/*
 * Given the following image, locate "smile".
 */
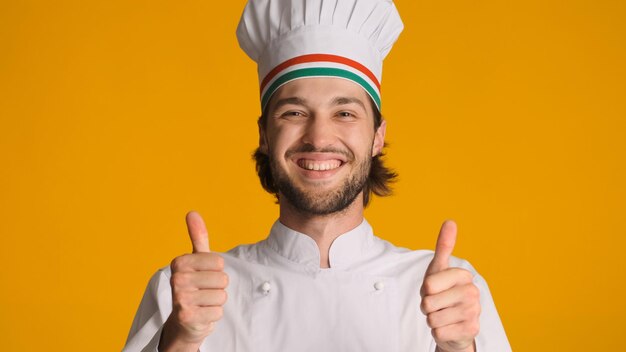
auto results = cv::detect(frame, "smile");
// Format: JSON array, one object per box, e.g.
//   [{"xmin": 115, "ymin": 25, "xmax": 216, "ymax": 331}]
[{"xmin": 297, "ymin": 159, "xmax": 343, "ymax": 171}]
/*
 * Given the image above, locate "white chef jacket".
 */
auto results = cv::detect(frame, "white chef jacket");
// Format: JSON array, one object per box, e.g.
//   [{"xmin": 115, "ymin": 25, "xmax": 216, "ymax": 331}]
[{"xmin": 123, "ymin": 219, "xmax": 511, "ymax": 352}]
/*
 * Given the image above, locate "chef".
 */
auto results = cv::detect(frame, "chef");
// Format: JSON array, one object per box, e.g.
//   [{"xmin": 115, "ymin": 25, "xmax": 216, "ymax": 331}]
[{"xmin": 123, "ymin": 0, "xmax": 511, "ymax": 351}]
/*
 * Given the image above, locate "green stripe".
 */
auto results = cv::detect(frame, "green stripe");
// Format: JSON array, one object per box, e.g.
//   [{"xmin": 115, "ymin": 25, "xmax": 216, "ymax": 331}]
[{"xmin": 261, "ymin": 67, "xmax": 381, "ymax": 111}]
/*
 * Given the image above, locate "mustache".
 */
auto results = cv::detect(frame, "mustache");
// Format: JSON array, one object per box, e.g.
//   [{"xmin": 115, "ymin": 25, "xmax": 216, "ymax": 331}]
[{"xmin": 285, "ymin": 144, "xmax": 354, "ymax": 161}]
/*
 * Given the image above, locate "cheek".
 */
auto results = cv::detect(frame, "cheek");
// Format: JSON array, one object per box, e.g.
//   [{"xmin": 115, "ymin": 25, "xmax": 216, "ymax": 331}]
[
  {"xmin": 268, "ymin": 126, "xmax": 302, "ymax": 154},
  {"xmin": 343, "ymin": 129, "xmax": 375, "ymax": 156}
]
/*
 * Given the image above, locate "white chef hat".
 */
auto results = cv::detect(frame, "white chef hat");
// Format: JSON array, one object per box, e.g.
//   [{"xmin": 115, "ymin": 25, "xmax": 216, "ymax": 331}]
[{"xmin": 236, "ymin": 0, "xmax": 404, "ymax": 112}]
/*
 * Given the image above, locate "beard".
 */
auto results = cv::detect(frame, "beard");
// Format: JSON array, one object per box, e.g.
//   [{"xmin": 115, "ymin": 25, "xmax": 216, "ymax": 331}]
[{"xmin": 270, "ymin": 145, "xmax": 371, "ymax": 216}]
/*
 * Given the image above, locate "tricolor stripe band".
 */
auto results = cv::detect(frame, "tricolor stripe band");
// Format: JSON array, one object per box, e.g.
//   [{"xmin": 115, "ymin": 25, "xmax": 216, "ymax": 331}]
[{"xmin": 259, "ymin": 54, "xmax": 382, "ymax": 112}]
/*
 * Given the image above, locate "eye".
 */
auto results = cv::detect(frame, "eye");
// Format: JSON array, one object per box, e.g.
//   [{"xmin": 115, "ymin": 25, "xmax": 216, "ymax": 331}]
[
  {"xmin": 281, "ymin": 110, "xmax": 305, "ymax": 118},
  {"xmin": 337, "ymin": 111, "xmax": 356, "ymax": 119}
]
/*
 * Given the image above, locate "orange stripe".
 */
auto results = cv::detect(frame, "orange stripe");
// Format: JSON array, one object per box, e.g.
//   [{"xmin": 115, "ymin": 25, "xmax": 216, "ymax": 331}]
[{"xmin": 260, "ymin": 54, "xmax": 380, "ymax": 92}]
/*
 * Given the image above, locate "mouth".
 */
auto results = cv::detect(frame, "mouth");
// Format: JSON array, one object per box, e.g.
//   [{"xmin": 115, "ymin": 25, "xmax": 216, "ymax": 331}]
[
  {"xmin": 290, "ymin": 152, "xmax": 348, "ymax": 178},
  {"xmin": 296, "ymin": 159, "xmax": 343, "ymax": 171}
]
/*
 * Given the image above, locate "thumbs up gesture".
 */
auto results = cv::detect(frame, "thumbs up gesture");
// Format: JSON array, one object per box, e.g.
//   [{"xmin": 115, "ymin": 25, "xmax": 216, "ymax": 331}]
[
  {"xmin": 420, "ymin": 221, "xmax": 480, "ymax": 352},
  {"xmin": 160, "ymin": 212, "xmax": 229, "ymax": 351}
]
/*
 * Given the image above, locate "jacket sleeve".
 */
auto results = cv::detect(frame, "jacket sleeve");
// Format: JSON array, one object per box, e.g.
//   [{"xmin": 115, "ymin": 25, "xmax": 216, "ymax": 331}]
[
  {"xmin": 457, "ymin": 259, "xmax": 512, "ymax": 352},
  {"xmin": 473, "ymin": 273, "xmax": 512, "ymax": 352},
  {"xmin": 122, "ymin": 268, "xmax": 174, "ymax": 352}
]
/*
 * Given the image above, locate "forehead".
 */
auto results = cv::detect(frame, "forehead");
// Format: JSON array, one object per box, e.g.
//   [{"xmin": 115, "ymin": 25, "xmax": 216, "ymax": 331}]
[{"xmin": 267, "ymin": 77, "xmax": 373, "ymax": 111}]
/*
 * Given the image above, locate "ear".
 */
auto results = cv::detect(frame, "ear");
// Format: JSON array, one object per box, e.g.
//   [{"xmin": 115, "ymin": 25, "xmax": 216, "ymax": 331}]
[
  {"xmin": 372, "ymin": 119, "xmax": 386, "ymax": 157},
  {"xmin": 258, "ymin": 117, "xmax": 269, "ymax": 154}
]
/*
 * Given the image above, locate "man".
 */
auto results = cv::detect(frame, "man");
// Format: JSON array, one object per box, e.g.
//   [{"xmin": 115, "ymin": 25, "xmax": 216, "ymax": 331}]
[{"xmin": 123, "ymin": 0, "xmax": 511, "ymax": 351}]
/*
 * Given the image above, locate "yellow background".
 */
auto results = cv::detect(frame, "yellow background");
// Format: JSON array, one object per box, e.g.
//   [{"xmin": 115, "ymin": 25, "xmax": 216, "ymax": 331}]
[{"xmin": 1, "ymin": 0, "xmax": 624, "ymax": 350}]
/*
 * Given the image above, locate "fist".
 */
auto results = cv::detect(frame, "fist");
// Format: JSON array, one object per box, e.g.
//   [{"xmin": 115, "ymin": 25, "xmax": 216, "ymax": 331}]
[
  {"xmin": 420, "ymin": 220, "xmax": 481, "ymax": 352},
  {"xmin": 161, "ymin": 211, "xmax": 229, "ymax": 350}
]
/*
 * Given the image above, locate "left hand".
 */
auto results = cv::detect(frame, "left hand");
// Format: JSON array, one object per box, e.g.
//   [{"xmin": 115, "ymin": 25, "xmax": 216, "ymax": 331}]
[{"xmin": 420, "ymin": 220, "xmax": 481, "ymax": 352}]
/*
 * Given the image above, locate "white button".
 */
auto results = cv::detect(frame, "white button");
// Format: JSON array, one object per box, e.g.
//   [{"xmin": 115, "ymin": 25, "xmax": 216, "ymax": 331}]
[
  {"xmin": 374, "ymin": 281, "xmax": 384, "ymax": 291},
  {"xmin": 261, "ymin": 281, "xmax": 271, "ymax": 294}
]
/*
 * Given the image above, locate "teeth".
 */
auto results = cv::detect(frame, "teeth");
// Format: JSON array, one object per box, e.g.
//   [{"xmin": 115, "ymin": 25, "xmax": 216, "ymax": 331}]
[{"xmin": 299, "ymin": 160, "xmax": 342, "ymax": 171}]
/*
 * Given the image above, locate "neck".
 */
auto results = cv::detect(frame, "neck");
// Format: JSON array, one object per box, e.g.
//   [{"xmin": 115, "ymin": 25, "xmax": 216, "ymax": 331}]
[{"xmin": 278, "ymin": 193, "xmax": 365, "ymax": 268}]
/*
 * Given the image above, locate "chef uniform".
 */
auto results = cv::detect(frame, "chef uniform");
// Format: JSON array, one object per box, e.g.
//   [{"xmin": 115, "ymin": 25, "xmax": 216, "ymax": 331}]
[
  {"xmin": 123, "ymin": 220, "xmax": 510, "ymax": 351},
  {"xmin": 124, "ymin": 0, "xmax": 511, "ymax": 351}
]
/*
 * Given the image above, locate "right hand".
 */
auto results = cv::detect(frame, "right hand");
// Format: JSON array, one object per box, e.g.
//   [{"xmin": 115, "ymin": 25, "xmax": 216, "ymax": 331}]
[{"xmin": 160, "ymin": 211, "xmax": 229, "ymax": 351}]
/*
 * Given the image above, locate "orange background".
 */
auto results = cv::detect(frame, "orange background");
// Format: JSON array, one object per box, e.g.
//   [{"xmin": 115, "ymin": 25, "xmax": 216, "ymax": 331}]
[{"xmin": 1, "ymin": 0, "xmax": 625, "ymax": 350}]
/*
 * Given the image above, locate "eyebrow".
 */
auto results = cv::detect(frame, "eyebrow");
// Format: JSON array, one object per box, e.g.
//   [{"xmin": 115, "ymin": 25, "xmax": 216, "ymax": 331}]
[
  {"xmin": 271, "ymin": 96, "xmax": 367, "ymax": 112},
  {"xmin": 331, "ymin": 96, "xmax": 366, "ymax": 111},
  {"xmin": 272, "ymin": 97, "xmax": 308, "ymax": 111}
]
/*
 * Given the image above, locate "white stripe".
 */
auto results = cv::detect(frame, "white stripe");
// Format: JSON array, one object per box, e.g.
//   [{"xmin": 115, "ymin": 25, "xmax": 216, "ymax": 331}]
[{"xmin": 260, "ymin": 61, "xmax": 380, "ymax": 100}]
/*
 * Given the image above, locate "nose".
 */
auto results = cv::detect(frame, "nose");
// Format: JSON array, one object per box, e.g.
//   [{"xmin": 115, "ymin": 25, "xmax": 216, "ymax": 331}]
[{"xmin": 301, "ymin": 115, "xmax": 335, "ymax": 149}]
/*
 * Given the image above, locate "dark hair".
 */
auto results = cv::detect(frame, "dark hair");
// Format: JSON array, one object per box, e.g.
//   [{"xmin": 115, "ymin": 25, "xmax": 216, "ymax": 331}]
[{"xmin": 253, "ymin": 99, "xmax": 397, "ymax": 207}]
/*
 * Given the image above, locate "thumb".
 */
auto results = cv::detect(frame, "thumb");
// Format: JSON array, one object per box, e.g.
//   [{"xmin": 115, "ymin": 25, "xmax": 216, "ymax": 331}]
[
  {"xmin": 426, "ymin": 220, "xmax": 457, "ymax": 275},
  {"xmin": 186, "ymin": 211, "xmax": 210, "ymax": 253}
]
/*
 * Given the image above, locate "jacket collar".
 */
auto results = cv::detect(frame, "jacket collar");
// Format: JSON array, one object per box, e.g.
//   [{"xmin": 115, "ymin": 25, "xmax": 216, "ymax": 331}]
[{"xmin": 266, "ymin": 219, "xmax": 375, "ymax": 271}]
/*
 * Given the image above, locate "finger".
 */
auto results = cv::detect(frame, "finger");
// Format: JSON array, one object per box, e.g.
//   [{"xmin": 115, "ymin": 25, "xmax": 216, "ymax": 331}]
[
  {"xmin": 195, "ymin": 290, "xmax": 228, "ymax": 307},
  {"xmin": 175, "ymin": 306, "xmax": 224, "ymax": 326},
  {"xmin": 186, "ymin": 211, "xmax": 210, "ymax": 253},
  {"xmin": 171, "ymin": 271, "xmax": 229, "ymax": 290},
  {"xmin": 426, "ymin": 220, "xmax": 457, "ymax": 275},
  {"xmin": 200, "ymin": 306, "xmax": 224, "ymax": 322},
  {"xmin": 175, "ymin": 289, "xmax": 228, "ymax": 308},
  {"xmin": 420, "ymin": 267, "xmax": 474, "ymax": 297},
  {"xmin": 426, "ymin": 304, "xmax": 469, "ymax": 329},
  {"xmin": 171, "ymin": 253, "xmax": 225, "ymax": 272},
  {"xmin": 421, "ymin": 281, "xmax": 479, "ymax": 314}
]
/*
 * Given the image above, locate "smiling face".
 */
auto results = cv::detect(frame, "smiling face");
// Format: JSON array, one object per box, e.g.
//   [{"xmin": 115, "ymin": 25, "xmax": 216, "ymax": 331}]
[{"xmin": 259, "ymin": 77, "xmax": 386, "ymax": 216}]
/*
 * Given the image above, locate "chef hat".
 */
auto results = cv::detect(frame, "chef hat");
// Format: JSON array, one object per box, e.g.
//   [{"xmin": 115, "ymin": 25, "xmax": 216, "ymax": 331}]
[{"xmin": 236, "ymin": 0, "xmax": 403, "ymax": 112}]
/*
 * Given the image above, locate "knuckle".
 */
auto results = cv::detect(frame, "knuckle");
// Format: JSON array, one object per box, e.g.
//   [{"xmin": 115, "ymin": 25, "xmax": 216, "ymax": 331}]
[
  {"xmin": 211, "ymin": 254, "xmax": 225, "ymax": 270},
  {"xmin": 219, "ymin": 272, "xmax": 230, "ymax": 288},
  {"xmin": 421, "ymin": 279, "xmax": 435, "ymax": 295},
  {"xmin": 419, "ymin": 301, "xmax": 427, "ymax": 315},
  {"xmin": 466, "ymin": 284, "xmax": 480, "ymax": 300},
  {"xmin": 171, "ymin": 272, "xmax": 187, "ymax": 288},
  {"xmin": 179, "ymin": 291, "xmax": 194, "ymax": 308},
  {"xmin": 170, "ymin": 256, "xmax": 184, "ymax": 272},
  {"xmin": 177, "ymin": 308, "xmax": 194, "ymax": 324},
  {"xmin": 172, "ymin": 291, "xmax": 186, "ymax": 307},
  {"xmin": 171, "ymin": 254, "xmax": 194, "ymax": 272},
  {"xmin": 219, "ymin": 290, "xmax": 228, "ymax": 305},
  {"xmin": 425, "ymin": 313, "xmax": 436, "ymax": 328},
  {"xmin": 431, "ymin": 327, "xmax": 444, "ymax": 342},
  {"xmin": 461, "ymin": 269, "xmax": 474, "ymax": 282},
  {"xmin": 419, "ymin": 284, "xmax": 426, "ymax": 298},
  {"xmin": 421, "ymin": 296, "xmax": 435, "ymax": 313}
]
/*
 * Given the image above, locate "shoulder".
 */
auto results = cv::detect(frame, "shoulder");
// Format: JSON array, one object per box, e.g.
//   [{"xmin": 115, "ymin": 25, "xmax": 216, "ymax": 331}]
[
  {"xmin": 226, "ymin": 241, "xmax": 262, "ymax": 260},
  {"xmin": 151, "ymin": 242, "xmax": 265, "ymax": 281},
  {"xmin": 370, "ymin": 236, "xmax": 483, "ymax": 278},
  {"xmin": 224, "ymin": 239, "xmax": 268, "ymax": 266}
]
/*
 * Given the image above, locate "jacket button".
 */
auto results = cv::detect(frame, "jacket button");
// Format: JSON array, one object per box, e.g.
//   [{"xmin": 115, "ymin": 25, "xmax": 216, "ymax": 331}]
[
  {"xmin": 261, "ymin": 281, "xmax": 271, "ymax": 294},
  {"xmin": 374, "ymin": 281, "xmax": 384, "ymax": 291}
]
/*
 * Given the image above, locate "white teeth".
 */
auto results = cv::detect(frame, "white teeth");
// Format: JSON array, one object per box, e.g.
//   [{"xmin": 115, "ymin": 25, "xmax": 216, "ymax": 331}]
[{"xmin": 299, "ymin": 160, "xmax": 341, "ymax": 171}]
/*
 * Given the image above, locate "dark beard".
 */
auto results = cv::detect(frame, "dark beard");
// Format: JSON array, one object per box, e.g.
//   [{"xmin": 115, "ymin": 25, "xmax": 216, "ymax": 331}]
[{"xmin": 271, "ymin": 152, "xmax": 371, "ymax": 216}]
